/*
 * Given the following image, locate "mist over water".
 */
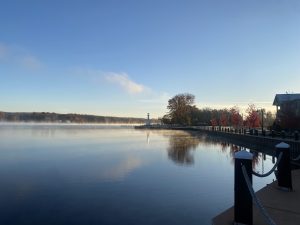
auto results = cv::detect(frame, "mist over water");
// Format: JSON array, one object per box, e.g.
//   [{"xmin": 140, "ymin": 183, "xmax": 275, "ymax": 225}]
[{"xmin": 0, "ymin": 125, "xmax": 275, "ymax": 225}]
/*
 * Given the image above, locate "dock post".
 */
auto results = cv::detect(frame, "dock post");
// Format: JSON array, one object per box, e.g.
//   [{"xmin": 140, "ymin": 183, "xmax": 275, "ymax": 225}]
[
  {"xmin": 234, "ymin": 150, "xmax": 253, "ymax": 225},
  {"xmin": 276, "ymin": 142, "xmax": 292, "ymax": 191}
]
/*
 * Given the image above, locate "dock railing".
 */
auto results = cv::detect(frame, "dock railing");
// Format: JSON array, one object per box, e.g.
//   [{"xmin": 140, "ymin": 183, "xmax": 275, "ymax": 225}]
[
  {"xmin": 195, "ymin": 126, "xmax": 300, "ymax": 163},
  {"xmin": 234, "ymin": 142, "xmax": 294, "ymax": 225}
]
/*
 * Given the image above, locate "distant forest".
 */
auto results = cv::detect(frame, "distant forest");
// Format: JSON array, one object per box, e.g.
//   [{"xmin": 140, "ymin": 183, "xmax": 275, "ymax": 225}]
[{"xmin": 0, "ymin": 111, "xmax": 150, "ymax": 124}]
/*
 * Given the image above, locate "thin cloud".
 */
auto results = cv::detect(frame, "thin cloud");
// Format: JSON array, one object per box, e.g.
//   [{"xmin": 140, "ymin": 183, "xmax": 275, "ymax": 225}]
[
  {"xmin": 0, "ymin": 43, "xmax": 8, "ymax": 59},
  {"xmin": 105, "ymin": 72, "xmax": 145, "ymax": 94},
  {"xmin": 0, "ymin": 42, "xmax": 42, "ymax": 70},
  {"xmin": 21, "ymin": 55, "xmax": 42, "ymax": 70}
]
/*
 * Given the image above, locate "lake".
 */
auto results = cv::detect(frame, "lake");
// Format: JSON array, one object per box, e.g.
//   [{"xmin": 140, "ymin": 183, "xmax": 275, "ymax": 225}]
[{"xmin": 0, "ymin": 124, "xmax": 276, "ymax": 225}]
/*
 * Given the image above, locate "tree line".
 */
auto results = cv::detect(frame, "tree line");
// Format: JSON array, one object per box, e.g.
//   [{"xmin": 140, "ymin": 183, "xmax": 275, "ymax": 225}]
[
  {"xmin": 161, "ymin": 93, "xmax": 275, "ymax": 129},
  {"xmin": 0, "ymin": 112, "xmax": 149, "ymax": 124}
]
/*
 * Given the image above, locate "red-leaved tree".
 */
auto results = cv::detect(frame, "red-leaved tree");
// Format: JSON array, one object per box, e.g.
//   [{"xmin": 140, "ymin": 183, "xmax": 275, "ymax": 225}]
[
  {"xmin": 220, "ymin": 111, "xmax": 229, "ymax": 126},
  {"xmin": 230, "ymin": 106, "xmax": 242, "ymax": 128},
  {"xmin": 210, "ymin": 118, "xmax": 218, "ymax": 127},
  {"xmin": 245, "ymin": 104, "xmax": 260, "ymax": 128}
]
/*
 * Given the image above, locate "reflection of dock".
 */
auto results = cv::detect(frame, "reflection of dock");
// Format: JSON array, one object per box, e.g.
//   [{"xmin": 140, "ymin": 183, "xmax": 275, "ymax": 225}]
[{"xmin": 212, "ymin": 169, "xmax": 300, "ymax": 225}]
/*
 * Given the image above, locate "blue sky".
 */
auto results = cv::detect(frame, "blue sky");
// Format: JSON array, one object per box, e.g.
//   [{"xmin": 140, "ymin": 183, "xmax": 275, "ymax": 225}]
[{"xmin": 1, "ymin": 0, "xmax": 300, "ymax": 118}]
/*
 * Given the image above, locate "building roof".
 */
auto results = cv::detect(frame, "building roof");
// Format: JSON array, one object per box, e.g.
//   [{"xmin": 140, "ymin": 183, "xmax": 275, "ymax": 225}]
[{"xmin": 273, "ymin": 94, "xmax": 300, "ymax": 106}]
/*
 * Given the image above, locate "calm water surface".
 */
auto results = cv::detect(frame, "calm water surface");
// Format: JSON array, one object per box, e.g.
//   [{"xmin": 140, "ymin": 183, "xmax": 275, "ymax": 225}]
[{"xmin": 0, "ymin": 124, "xmax": 276, "ymax": 225}]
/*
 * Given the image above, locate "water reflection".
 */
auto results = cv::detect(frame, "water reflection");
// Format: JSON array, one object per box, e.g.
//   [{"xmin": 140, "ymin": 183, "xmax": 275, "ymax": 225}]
[
  {"xmin": 102, "ymin": 155, "xmax": 144, "ymax": 181},
  {"xmin": 147, "ymin": 127, "xmax": 275, "ymax": 173},
  {"xmin": 0, "ymin": 125, "xmax": 278, "ymax": 225},
  {"xmin": 144, "ymin": 130, "xmax": 270, "ymax": 170},
  {"xmin": 167, "ymin": 132, "xmax": 200, "ymax": 165},
  {"xmin": 146, "ymin": 131, "xmax": 150, "ymax": 144}
]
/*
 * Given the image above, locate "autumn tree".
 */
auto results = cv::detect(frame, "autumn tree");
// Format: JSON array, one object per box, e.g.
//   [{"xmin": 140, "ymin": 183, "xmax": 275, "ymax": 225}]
[
  {"xmin": 245, "ymin": 104, "xmax": 260, "ymax": 128},
  {"xmin": 219, "ymin": 110, "xmax": 229, "ymax": 126},
  {"xmin": 229, "ymin": 106, "xmax": 243, "ymax": 128},
  {"xmin": 210, "ymin": 118, "xmax": 218, "ymax": 127},
  {"xmin": 166, "ymin": 93, "xmax": 195, "ymax": 125},
  {"xmin": 209, "ymin": 109, "xmax": 219, "ymax": 126},
  {"xmin": 0, "ymin": 112, "xmax": 4, "ymax": 120}
]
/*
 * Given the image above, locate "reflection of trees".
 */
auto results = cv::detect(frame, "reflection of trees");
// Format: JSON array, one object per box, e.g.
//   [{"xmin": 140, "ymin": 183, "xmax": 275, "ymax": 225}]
[
  {"xmin": 190, "ymin": 134, "xmax": 262, "ymax": 168},
  {"xmin": 166, "ymin": 132, "xmax": 261, "ymax": 167},
  {"xmin": 250, "ymin": 151, "xmax": 261, "ymax": 170},
  {"xmin": 137, "ymin": 129, "xmax": 264, "ymax": 167},
  {"xmin": 218, "ymin": 141, "xmax": 261, "ymax": 168},
  {"xmin": 167, "ymin": 133, "xmax": 200, "ymax": 165}
]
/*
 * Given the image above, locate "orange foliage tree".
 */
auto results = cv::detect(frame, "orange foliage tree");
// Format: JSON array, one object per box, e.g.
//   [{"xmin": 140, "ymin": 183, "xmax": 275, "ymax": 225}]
[
  {"xmin": 210, "ymin": 118, "xmax": 218, "ymax": 127},
  {"xmin": 245, "ymin": 104, "xmax": 260, "ymax": 128},
  {"xmin": 230, "ymin": 106, "xmax": 242, "ymax": 128},
  {"xmin": 220, "ymin": 111, "xmax": 229, "ymax": 126}
]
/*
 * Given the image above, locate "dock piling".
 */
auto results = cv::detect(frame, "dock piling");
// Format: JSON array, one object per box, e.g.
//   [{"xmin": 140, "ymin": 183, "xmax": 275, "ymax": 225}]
[
  {"xmin": 276, "ymin": 142, "xmax": 292, "ymax": 191},
  {"xmin": 234, "ymin": 150, "xmax": 253, "ymax": 225}
]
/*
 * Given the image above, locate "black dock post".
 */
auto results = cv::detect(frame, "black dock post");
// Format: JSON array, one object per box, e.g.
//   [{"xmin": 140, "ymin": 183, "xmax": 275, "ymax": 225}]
[
  {"xmin": 234, "ymin": 150, "xmax": 253, "ymax": 225},
  {"xmin": 276, "ymin": 142, "xmax": 292, "ymax": 191}
]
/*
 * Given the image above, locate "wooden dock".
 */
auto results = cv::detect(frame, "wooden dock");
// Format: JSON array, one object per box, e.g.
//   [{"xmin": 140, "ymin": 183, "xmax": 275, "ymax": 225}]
[{"xmin": 212, "ymin": 169, "xmax": 300, "ymax": 225}]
